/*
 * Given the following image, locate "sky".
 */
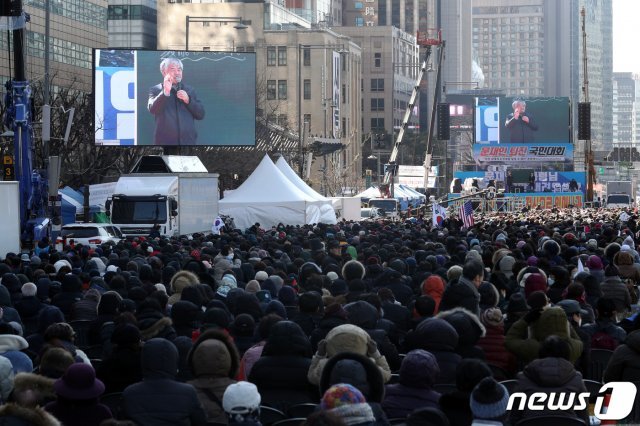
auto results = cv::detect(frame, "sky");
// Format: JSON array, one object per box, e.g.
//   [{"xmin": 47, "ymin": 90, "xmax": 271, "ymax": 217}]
[{"xmin": 613, "ymin": 0, "xmax": 640, "ymax": 72}]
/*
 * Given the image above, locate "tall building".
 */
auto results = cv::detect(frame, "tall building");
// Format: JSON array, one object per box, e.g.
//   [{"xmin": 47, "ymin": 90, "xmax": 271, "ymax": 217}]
[
  {"xmin": 613, "ymin": 72, "xmax": 635, "ymax": 147},
  {"xmin": 156, "ymin": 1, "xmax": 363, "ymax": 190},
  {"xmin": 471, "ymin": 0, "xmax": 613, "ymax": 152},
  {"xmin": 337, "ymin": 26, "xmax": 420, "ymax": 139},
  {"xmin": 107, "ymin": 0, "xmax": 157, "ymax": 49},
  {"xmin": 0, "ymin": 0, "xmax": 108, "ymax": 94}
]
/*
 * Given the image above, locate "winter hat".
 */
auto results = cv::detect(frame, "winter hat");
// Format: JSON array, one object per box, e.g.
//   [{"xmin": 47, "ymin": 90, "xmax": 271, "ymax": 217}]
[
  {"xmin": 527, "ymin": 291, "xmax": 549, "ymax": 311},
  {"xmin": 478, "ymin": 282, "xmax": 499, "ymax": 309},
  {"xmin": 498, "ymin": 255, "xmax": 516, "ymax": 278},
  {"xmin": 506, "ymin": 293, "xmax": 529, "ymax": 314},
  {"xmin": 254, "ymin": 271, "xmax": 269, "ymax": 282},
  {"xmin": 470, "ymin": 377, "xmax": 509, "ymax": 420},
  {"xmin": 245, "ymin": 280, "xmax": 261, "ymax": 294},
  {"xmin": 605, "ymin": 264, "xmax": 620, "ymax": 277},
  {"xmin": 320, "ymin": 383, "xmax": 366, "ymax": 409},
  {"xmin": 330, "ymin": 279, "xmax": 348, "ymax": 297},
  {"xmin": 342, "ymin": 260, "xmax": 366, "ymax": 281},
  {"xmin": 54, "ymin": 363, "xmax": 105, "ymax": 400},
  {"xmin": 326, "ymin": 271, "xmax": 339, "ymax": 282},
  {"xmin": 21, "ymin": 282, "xmax": 37, "ymax": 297},
  {"xmin": 53, "ymin": 260, "xmax": 72, "ymax": 274},
  {"xmin": 556, "ymin": 299, "xmax": 588, "ymax": 317},
  {"xmin": 278, "ymin": 285, "xmax": 297, "ymax": 305},
  {"xmin": 586, "ymin": 255, "xmax": 603, "ymax": 270},
  {"xmin": 398, "ymin": 349, "xmax": 440, "ymax": 389},
  {"xmin": 154, "ymin": 283, "xmax": 167, "ymax": 294},
  {"xmin": 221, "ymin": 274, "xmax": 238, "ymax": 289},
  {"xmin": 456, "ymin": 358, "xmax": 492, "ymax": 392},
  {"xmin": 524, "ymin": 273, "xmax": 547, "ymax": 298},
  {"xmin": 223, "ymin": 381, "xmax": 261, "ymax": 415},
  {"xmin": 480, "ymin": 307, "xmax": 504, "ymax": 328},
  {"xmin": 111, "ymin": 324, "xmax": 142, "ymax": 346},
  {"xmin": 526, "ymin": 256, "xmax": 538, "ymax": 267},
  {"xmin": 587, "ymin": 239, "xmax": 598, "ymax": 251}
]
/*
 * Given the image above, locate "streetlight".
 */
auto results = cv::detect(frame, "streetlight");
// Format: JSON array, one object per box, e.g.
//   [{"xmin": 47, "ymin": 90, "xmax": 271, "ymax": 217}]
[
  {"xmin": 185, "ymin": 16, "xmax": 248, "ymax": 50},
  {"xmin": 297, "ymin": 43, "xmax": 347, "ymax": 176}
]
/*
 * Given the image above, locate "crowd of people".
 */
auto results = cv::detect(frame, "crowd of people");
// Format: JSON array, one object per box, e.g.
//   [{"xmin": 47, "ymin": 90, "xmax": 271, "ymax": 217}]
[{"xmin": 0, "ymin": 206, "xmax": 639, "ymax": 425}]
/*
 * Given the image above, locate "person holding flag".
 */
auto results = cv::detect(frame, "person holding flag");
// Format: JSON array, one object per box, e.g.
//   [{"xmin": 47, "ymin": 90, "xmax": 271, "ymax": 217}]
[{"xmin": 432, "ymin": 203, "xmax": 447, "ymax": 227}]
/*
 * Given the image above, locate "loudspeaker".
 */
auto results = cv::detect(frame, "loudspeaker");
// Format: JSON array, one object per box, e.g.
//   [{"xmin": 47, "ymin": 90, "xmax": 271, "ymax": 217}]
[
  {"xmin": 437, "ymin": 103, "xmax": 450, "ymax": 140},
  {"xmin": 578, "ymin": 102, "xmax": 591, "ymax": 140}
]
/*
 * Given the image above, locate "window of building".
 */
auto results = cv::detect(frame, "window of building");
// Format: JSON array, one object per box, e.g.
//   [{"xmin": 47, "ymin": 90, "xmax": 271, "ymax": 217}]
[
  {"xmin": 342, "ymin": 117, "xmax": 347, "ymax": 137},
  {"xmin": 278, "ymin": 46, "xmax": 287, "ymax": 66},
  {"xmin": 267, "ymin": 47, "xmax": 276, "ymax": 66},
  {"xmin": 278, "ymin": 114, "xmax": 288, "ymax": 126},
  {"xmin": 267, "ymin": 80, "xmax": 276, "ymax": 100},
  {"xmin": 371, "ymin": 78, "xmax": 384, "ymax": 91},
  {"xmin": 342, "ymin": 84, "xmax": 346, "ymax": 103},
  {"xmin": 303, "ymin": 114, "xmax": 311, "ymax": 128},
  {"xmin": 374, "ymin": 52, "xmax": 381, "ymax": 68},
  {"xmin": 278, "ymin": 80, "xmax": 287, "ymax": 99},
  {"xmin": 371, "ymin": 118, "xmax": 385, "ymax": 130},
  {"xmin": 355, "ymin": 1, "xmax": 363, "ymax": 8},
  {"xmin": 303, "ymin": 47, "xmax": 311, "ymax": 66},
  {"xmin": 371, "ymin": 98, "xmax": 384, "ymax": 111},
  {"xmin": 355, "ymin": 17, "xmax": 364, "ymax": 26},
  {"xmin": 304, "ymin": 79, "xmax": 311, "ymax": 100}
]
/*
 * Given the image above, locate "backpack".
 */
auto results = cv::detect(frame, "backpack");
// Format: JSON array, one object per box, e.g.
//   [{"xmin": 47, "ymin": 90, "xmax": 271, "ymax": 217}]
[{"xmin": 591, "ymin": 330, "xmax": 618, "ymax": 351}]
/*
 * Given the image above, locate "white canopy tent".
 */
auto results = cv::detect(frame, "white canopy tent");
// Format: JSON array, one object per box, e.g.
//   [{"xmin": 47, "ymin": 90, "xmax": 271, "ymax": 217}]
[
  {"xmin": 275, "ymin": 156, "xmax": 328, "ymax": 201},
  {"xmin": 219, "ymin": 155, "xmax": 337, "ymax": 229}
]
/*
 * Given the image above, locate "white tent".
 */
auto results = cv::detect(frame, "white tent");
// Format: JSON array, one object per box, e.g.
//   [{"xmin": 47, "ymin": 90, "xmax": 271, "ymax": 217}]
[
  {"xmin": 219, "ymin": 155, "xmax": 337, "ymax": 229},
  {"xmin": 275, "ymin": 156, "xmax": 328, "ymax": 201}
]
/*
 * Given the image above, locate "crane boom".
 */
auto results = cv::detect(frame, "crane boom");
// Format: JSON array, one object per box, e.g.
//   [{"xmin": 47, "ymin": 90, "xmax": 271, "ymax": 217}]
[{"xmin": 379, "ymin": 47, "xmax": 432, "ymax": 198}]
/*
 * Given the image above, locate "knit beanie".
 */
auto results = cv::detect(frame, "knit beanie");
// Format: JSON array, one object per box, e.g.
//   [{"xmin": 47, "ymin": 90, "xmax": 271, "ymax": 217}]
[
  {"xmin": 470, "ymin": 377, "xmax": 509, "ymax": 420},
  {"xmin": 524, "ymin": 273, "xmax": 547, "ymax": 298},
  {"xmin": 480, "ymin": 307, "xmax": 504, "ymax": 328},
  {"xmin": 321, "ymin": 383, "xmax": 366, "ymax": 409}
]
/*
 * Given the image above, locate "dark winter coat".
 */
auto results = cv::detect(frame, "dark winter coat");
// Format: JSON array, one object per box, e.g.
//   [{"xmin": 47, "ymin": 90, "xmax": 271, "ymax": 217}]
[
  {"xmin": 45, "ymin": 397, "xmax": 112, "ymax": 426},
  {"xmin": 344, "ymin": 301, "xmax": 401, "ymax": 371},
  {"xmin": 509, "ymin": 357, "xmax": 589, "ymax": 424},
  {"xmin": 51, "ymin": 275, "xmax": 83, "ymax": 319},
  {"xmin": 248, "ymin": 321, "xmax": 317, "ymax": 411},
  {"xmin": 14, "ymin": 296, "xmax": 42, "ymax": 320},
  {"xmin": 0, "ymin": 403, "xmax": 62, "ymax": 426},
  {"xmin": 600, "ymin": 276, "xmax": 632, "ymax": 313},
  {"xmin": 436, "ymin": 307, "xmax": 486, "ymax": 360},
  {"xmin": 123, "ymin": 338, "xmax": 207, "ymax": 426},
  {"xmin": 137, "ymin": 310, "xmax": 177, "ymax": 342},
  {"xmin": 96, "ymin": 346, "xmax": 143, "ymax": 394},
  {"xmin": 148, "ymin": 82, "xmax": 205, "ymax": 145},
  {"xmin": 581, "ymin": 318, "xmax": 627, "ymax": 348},
  {"xmin": 402, "ymin": 318, "xmax": 461, "ymax": 384},
  {"xmin": 604, "ymin": 329, "xmax": 640, "ymax": 383}
]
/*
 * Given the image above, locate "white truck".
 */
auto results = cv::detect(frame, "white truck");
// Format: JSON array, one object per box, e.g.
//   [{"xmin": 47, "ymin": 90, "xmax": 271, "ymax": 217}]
[
  {"xmin": 606, "ymin": 180, "xmax": 634, "ymax": 209},
  {"xmin": 368, "ymin": 198, "xmax": 400, "ymax": 220},
  {"xmin": 105, "ymin": 156, "xmax": 219, "ymax": 238}
]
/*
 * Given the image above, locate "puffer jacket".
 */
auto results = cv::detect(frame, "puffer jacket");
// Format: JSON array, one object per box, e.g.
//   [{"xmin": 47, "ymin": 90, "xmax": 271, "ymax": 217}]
[
  {"xmin": 604, "ymin": 329, "xmax": 640, "ymax": 383},
  {"xmin": 600, "ymin": 276, "xmax": 632, "ymax": 313},
  {"xmin": 477, "ymin": 322, "xmax": 515, "ymax": 373},
  {"xmin": 308, "ymin": 324, "xmax": 392, "ymax": 385},
  {"xmin": 505, "ymin": 307, "xmax": 584, "ymax": 364},
  {"xmin": 509, "ymin": 357, "xmax": 589, "ymax": 425},
  {"xmin": 123, "ymin": 338, "xmax": 207, "ymax": 426}
]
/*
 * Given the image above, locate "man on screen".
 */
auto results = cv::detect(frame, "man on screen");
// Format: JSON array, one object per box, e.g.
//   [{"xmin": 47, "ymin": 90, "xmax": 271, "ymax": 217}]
[
  {"xmin": 148, "ymin": 57, "xmax": 205, "ymax": 145},
  {"xmin": 504, "ymin": 100, "xmax": 538, "ymax": 142}
]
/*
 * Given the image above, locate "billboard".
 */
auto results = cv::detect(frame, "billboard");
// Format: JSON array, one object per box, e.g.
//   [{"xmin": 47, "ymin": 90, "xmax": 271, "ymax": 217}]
[
  {"xmin": 475, "ymin": 97, "xmax": 570, "ymax": 144},
  {"xmin": 472, "ymin": 143, "xmax": 573, "ymax": 168},
  {"xmin": 94, "ymin": 49, "xmax": 256, "ymax": 146},
  {"xmin": 332, "ymin": 51, "xmax": 341, "ymax": 138},
  {"xmin": 454, "ymin": 171, "xmax": 586, "ymax": 196}
]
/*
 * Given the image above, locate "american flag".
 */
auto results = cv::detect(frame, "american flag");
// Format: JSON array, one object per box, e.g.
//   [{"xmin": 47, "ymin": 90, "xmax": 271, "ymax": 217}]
[{"xmin": 459, "ymin": 201, "xmax": 474, "ymax": 228}]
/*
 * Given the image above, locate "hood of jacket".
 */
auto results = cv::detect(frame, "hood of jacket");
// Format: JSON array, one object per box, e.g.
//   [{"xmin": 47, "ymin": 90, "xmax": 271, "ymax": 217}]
[
  {"xmin": 344, "ymin": 300, "xmax": 378, "ymax": 330},
  {"xmin": 142, "ymin": 337, "xmax": 179, "ymax": 380},
  {"xmin": 0, "ymin": 403, "xmax": 61, "ymax": 426},
  {"xmin": 188, "ymin": 329, "xmax": 238, "ymax": 378},
  {"xmin": 422, "ymin": 275, "xmax": 445, "ymax": 298},
  {"xmin": 399, "ymin": 349, "xmax": 439, "ymax": 389},
  {"xmin": 12, "ymin": 372, "xmax": 56, "ymax": 405},
  {"xmin": 0, "ymin": 334, "xmax": 28, "ymax": 352},
  {"xmin": 413, "ymin": 317, "xmax": 459, "ymax": 352},
  {"xmin": 522, "ymin": 357, "xmax": 580, "ymax": 387},
  {"xmin": 625, "ymin": 329, "xmax": 640, "ymax": 353},
  {"xmin": 531, "ymin": 307, "xmax": 571, "ymax": 341},
  {"xmin": 319, "ymin": 351, "xmax": 385, "ymax": 403},
  {"xmin": 325, "ymin": 324, "xmax": 369, "ymax": 357},
  {"xmin": 436, "ymin": 307, "xmax": 486, "ymax": 347},
  {"xmin": 169, "ymin": 270, "xmax": 199, "ymax": 295},
  {"xmin": 262, "ymin": 320, "xmax": 312, "ymax": 358}
]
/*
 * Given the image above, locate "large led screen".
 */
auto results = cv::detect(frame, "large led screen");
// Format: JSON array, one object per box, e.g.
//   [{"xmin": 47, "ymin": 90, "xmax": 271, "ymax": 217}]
[
  {"xmin": 94, "ymin": 49, "xmax": 256, "ymax": 146},
  {"xmin": 475, "ymin": 96, "xmax": 571, "ymax": 144}
]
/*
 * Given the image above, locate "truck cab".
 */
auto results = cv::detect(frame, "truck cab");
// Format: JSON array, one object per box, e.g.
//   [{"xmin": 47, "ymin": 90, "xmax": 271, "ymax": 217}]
[{"xmin": 606, "ymin": 194, "xmax": 632, "ymax": 209}]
